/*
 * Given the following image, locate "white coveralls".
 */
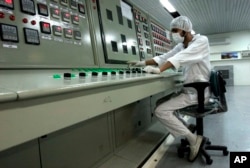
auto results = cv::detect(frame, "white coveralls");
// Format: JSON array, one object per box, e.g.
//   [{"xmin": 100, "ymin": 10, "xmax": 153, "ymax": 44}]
[{"xmin": 153, "ymin": 34, "xmax": 211, "ymax": 137}]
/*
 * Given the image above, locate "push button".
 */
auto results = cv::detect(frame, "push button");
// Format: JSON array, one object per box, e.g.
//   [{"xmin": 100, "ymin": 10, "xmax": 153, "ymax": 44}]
[
  {"xmin": 64, "ymin": 73, "xmax": 71, "ymax": 79},
  {"xmin": 61, "ymin": 11, "xmax": 71, "ymax": 22},
  {"xmin": 111, "ymin": 71, "xmax": 116, "ymax": 75},
  {"xmin": 78, "ymin": 4, "xmax": 85, "ymax": 14},
  {"xmin": 92, "ymin": 72, "xmax": 98, "ymax": 76},
  {"xmin": 79, "ymin": 72, "xmax": 86, "ymax": 77},
  {"xmin": 50, "ymin": 8, "xmax": 60, "ymax": 19},
  {"xmin": 102, "ymin": 72, "xmax": 108, "ymax": 76},
  {"xmin": 52, "ymin": 25, "xmax": 62, "ymax": 36},
  {"xmin": 126, "ymin": 70, "xmax": 131, "ymax": 74},
  {"xmin": 0, "ymin": 12, "xmax": 5, "ymax": 18}
]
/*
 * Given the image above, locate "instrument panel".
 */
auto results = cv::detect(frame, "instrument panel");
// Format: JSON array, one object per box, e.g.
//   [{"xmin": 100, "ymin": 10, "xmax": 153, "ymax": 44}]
[{"xmin": 0, "ymin": 0, "xmax": 95, "ymax": 68}]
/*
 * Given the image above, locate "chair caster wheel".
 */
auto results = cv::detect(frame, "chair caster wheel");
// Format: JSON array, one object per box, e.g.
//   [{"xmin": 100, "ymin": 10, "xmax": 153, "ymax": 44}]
[
  {"xmin": 223, "ymin": 149, "xmax": 229, "ymax": 156},
  {"xmin": 206, "ymin": 158, "xmax": 213, "ymax": 165},
  {"xmin": 177, "ymin": 148, "xmax": 185, "ymax": 158},
  {"xmin": 206, "ymin": 141, "xmax": 211, "ymax": 145},
  {"xmin": 181, "ymin": 139, "xmax": 189, "ymax": 146}
]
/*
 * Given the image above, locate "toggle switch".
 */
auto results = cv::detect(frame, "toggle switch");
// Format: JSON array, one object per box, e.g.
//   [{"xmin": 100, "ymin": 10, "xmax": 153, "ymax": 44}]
[
  {"xmin": 92, "ymin": 72, "xmax": 98, "ymax": 76},
  {"xmin": 64, "ymin": 73, "xmax": 71, "ymax": 79},
  {"xmin": 79, "ymin": 72, "xmax": 86, "ymax": 77},
  {"xmin": 102, "ymin": 72, "xmax": 108, "ymax": 76},
  {"xmin": 126, "ymin": 70, "xmax": 131, "ymax": 74}
]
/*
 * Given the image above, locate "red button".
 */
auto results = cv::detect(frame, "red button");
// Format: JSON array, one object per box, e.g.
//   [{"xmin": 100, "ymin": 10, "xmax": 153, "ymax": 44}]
[
  {"xmin": 0, "ymin": 12, "xmax": 5, "ymax": 18},
  {"xmin": 22, "ymin": 18, "xmax": 28, "ymax": 23},
  {"xmin": 9, "ymin": 15, "xmax": 15, "ymax": 21},
  {"xmin": 31, "ymin": 20, "xmax": 36, "ymax": 25}
]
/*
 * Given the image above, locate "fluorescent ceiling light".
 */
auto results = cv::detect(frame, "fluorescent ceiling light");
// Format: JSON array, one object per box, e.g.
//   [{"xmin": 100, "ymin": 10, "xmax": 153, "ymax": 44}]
[{"xmin": 160, "ymin": 0, "xmax": 176, "ymax": 13}]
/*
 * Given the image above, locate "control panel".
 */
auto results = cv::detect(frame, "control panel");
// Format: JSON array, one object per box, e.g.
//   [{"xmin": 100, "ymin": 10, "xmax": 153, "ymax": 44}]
[
  {"xmin": 96, "ymin": 0, "xmax": 140, "ymax": 64},
  {"xmin": 151, "ymin": 22, "xmax": 171, "ymax": 56},
  {"xmin": 0, "ymin": 0, "xmax": 95, "ymax": 68},
  {"xmin": 0, "ymin": 67, "xmax": 168, "ymax": 101},
  {"xmin": 133, "ymin": 6, "xmax": 153, "ymax": 61}
]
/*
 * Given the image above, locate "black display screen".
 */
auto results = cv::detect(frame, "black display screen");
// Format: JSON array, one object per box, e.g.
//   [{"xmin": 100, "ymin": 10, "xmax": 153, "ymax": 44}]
[
  {"xmin": 20, "ymin": 0, "xmax": 36, "ymax": 15},
  {"xmin": 23, "ymin": 28, "xmax": 40, "ymax": 45},
  {"xmin": 0, "ymin": 23, "xmax": 18, "ymax": 42}
]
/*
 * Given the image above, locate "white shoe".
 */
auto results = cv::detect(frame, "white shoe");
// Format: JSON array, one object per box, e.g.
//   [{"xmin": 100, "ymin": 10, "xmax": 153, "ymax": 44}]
[{"xmin": 188, "ymin": 135, "xmax": 204, "ymax": 162}]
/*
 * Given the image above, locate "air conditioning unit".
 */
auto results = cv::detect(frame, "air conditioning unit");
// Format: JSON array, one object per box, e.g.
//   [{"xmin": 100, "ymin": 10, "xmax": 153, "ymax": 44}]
[
  {"xmin": 241, "ymin": 51, "xmax": 250, "ymax": 58},
  {"xmin": 209, "ymin": 37, "xmax": 230, "ymax": 46}
]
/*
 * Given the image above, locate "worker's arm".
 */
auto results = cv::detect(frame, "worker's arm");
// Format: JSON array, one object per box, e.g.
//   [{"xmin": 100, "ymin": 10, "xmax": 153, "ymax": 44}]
[
  {"xmin": 127, "ymin": 59, "xmax": 158, "ymax": 66},
  {"xmin": 145, "ymin": 59, "xmax": 158, "ymax": 66},
  {"xmin": 143, "ymin": 61, "xmax": 174, "ymax": 74},
  {"xmin": 159, "ymin": 61, "xmax": 174, "ymax": 72}
]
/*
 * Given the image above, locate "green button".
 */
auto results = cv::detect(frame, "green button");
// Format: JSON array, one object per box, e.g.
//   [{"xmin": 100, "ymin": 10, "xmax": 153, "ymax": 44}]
[{"xmin": 53, "ymin": 74, "xmax": 61, "ymax": 79}]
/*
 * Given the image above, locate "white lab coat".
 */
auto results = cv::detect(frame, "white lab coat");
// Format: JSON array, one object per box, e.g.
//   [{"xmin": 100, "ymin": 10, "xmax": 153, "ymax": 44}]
[{"xmin": 153, "ymin": 34, "xmax": 211, "ymax": 137}]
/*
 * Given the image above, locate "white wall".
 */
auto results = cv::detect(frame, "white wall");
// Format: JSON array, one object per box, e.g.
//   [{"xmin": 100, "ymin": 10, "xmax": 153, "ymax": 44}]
[
  {"xmin": 211, "ymin": 59, "xmax": 250, "ymax": 85},
  {"xmin": 207, "ymin": 30, "xmax": 250, "ymax": 85}
]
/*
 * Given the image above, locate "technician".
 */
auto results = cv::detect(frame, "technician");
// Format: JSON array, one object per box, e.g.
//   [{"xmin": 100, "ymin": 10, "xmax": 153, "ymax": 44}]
[{"xmin": 128, "ymin": 16, "xmax": 211, "ymax": 162}]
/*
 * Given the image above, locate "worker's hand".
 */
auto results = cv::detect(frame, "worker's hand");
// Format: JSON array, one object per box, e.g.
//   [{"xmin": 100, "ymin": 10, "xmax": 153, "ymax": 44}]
[
  {"xmin": 143, "ymin": 66, "xmax": 161, "ymax": 74},
  {"xmin": 127, "ymin": 60, "xmax": 145, "ymax": 67}
]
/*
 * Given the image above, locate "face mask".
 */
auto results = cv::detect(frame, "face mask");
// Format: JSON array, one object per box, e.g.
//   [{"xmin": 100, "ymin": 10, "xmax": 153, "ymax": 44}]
[{"xmin": 172, "ymin": 32, "xmax": 184, "ymax": 43}]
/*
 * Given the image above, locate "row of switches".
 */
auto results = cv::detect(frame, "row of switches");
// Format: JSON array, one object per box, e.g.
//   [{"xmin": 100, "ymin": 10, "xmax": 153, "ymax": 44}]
[{"xmin": 62, "ymin": 69, "xmax": 145, "ymax": 79}]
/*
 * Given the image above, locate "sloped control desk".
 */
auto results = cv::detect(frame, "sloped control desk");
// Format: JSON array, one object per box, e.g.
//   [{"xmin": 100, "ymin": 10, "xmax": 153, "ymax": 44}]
[{"xmin": 0, "ymin": 68, "xmax": 181, "ymax": 167}]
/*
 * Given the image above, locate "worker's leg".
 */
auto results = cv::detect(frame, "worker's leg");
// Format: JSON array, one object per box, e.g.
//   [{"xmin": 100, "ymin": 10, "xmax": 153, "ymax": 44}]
[
  {"xmin": 154, "ymin": 93, "xmax": 203, "ymax": 161},
  {"xmin": 154, "ymin": 93, "xmax": 195, "ymax": 137}
]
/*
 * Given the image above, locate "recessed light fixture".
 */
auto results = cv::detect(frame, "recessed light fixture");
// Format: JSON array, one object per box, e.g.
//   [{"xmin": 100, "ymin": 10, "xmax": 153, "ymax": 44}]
[{"xmin": 159, "ymin": 0, "xmax": 176, "ymax": 13}]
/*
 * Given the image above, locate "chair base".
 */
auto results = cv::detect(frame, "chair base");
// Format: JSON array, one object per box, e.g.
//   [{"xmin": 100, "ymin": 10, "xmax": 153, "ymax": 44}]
[{"xmin": 177, "ymin": 137, "xmax": 229, "ymax": 165}]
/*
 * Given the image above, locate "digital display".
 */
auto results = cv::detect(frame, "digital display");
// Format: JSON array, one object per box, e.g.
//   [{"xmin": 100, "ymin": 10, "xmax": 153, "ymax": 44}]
[
  {"xmin": 71, "ymin": 15, "xmax": 79, "ymax": 25},
  {"xmin": 20, "ymin": 0, "xmax": 36, "ymax": 15},
  {"xmin": 63, "ymin": 28, "xmax": 73, "ymax": 38},
  {"xmin": 62, "ymin": 11, "xmax": 70, "ymax": 22},
  {"xmin": 0, "ymin": 23, "xmax": 18, "ymax": 42},
  {"xmin": 78, "ymin": 4, "xmax": 85, "ymax": 14},
  {"xmin": 50, "ymin": 7, "xmax": 60, "ymax": 19},
  {"xmin": 40, "ymin": 21, "xmax": 51, "ymax": 34},
  {"xmin": 37, "ymin": 3, "xmax": 48, "ymax": 16},
  {"xmin": 23, "ymin": 28, "xmax": 40, "ymax": 45},
  {"xmin": 0, "ymin": 0, "xmax": 14, "ymax": 9},
  {"xmin": 52, "ymin": 25, "xmax": 62, "ymax": 36}
]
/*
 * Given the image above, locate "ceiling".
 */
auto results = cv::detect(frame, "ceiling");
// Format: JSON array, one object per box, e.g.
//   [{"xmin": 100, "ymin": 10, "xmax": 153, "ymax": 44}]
[{"xmin": 129, "ymin": 0, "xmax": 250, "ymax": 35}]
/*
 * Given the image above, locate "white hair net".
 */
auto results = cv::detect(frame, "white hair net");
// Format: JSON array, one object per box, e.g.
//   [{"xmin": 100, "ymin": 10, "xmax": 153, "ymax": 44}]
[{"xmin": 170, "ymin": 16, "xmax": 193, "ymax": 32}]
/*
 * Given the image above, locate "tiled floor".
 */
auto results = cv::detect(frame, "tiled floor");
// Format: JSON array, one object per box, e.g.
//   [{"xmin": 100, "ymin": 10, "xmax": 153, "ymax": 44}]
[{"xmin": 153, "ymin": 86, "xmax": 250, "ymax": 168}]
